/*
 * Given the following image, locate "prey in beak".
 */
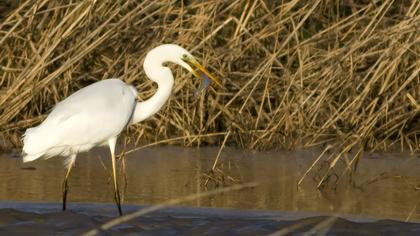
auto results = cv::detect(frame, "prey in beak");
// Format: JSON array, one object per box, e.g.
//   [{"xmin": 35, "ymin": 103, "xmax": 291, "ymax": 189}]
[{"xmin": 181, "ymin": 54, "xmax": 222, "ymax": 95}]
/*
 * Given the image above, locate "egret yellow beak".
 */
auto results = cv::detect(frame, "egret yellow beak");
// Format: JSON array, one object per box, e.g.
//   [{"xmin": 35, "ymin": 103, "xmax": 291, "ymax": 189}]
[{"xmin": 182, "ymin": 56, "xmax": 222, "ymax": 88}]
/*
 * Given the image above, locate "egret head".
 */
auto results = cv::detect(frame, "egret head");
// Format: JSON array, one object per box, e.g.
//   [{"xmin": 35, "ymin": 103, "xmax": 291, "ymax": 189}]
[{"xmin": 143, "ymin": 44, "xmax": 222, "ymax": 93}]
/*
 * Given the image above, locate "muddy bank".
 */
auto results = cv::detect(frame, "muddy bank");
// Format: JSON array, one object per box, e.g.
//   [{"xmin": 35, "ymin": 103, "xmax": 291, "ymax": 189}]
[{"xmin": 1, "ymin": 203, "xmax": 420, "ymax": 236}]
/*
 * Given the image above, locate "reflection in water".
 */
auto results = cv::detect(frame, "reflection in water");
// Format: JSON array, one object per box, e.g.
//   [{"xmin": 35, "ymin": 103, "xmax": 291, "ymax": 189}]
[{"xmin": 0, "ymin": 146, "xmax": 419, "ymax": 221}]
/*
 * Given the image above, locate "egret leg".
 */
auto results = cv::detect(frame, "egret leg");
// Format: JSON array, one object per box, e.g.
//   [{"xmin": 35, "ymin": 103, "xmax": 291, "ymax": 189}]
[
  {"xmin": 62, "ymin": 154, "xmax": 76, "ymax": 211},
  {"xmin": 109, "ymin": 137, "xmax": 122, "ymax": 216}
]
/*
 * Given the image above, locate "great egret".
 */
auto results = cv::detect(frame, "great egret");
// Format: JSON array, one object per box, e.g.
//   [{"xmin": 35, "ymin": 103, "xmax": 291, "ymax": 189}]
[{"xmin": 22, "ymin": 44, "xmax": 221, "ymax": 216}]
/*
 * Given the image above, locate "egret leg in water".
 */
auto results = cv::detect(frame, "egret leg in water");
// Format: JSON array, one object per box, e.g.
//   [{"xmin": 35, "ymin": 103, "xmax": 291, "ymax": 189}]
[
  {"xmin": 21, "ymin": 44, "xmax": 221, "ymax": 215},
  {"xmin": 62, "ymin": 154, "xmax": 76, "ymax": 211},
  {"xmin": 109, "ymin": 137, "xmax": 122, "ymax": 216}
]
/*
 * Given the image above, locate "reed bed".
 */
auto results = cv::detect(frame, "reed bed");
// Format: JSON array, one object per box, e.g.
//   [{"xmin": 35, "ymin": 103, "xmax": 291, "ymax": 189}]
[{"xmin": 0, "ymin": 0, "xmax": 419, "ymax": 172}]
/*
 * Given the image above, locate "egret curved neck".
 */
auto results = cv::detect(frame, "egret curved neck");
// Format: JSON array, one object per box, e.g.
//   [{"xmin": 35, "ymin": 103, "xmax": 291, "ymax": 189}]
[
  {"xmin": 131, "ymin": 74, "xmax": 174, "ymax": 124},
  {"xmin": 130, "ymin": 44, "xmax": 191, "ymax": 124}
]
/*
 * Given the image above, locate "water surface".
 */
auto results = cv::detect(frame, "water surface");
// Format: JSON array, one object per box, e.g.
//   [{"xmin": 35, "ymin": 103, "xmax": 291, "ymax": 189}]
[{"xmin": 1, "ymin": 146, "xmax": 420, "ymax": 222}]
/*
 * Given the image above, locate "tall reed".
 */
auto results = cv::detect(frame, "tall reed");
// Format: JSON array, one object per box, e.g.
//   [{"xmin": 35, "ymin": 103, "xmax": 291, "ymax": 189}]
[{"xmin": 0, "ymin": 0, "xmax": 418, "ymax": 167}]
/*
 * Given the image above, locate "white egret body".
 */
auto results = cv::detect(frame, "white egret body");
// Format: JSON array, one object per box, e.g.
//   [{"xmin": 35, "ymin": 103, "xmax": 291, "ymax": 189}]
[
  {"xmin": 23, "ymin": 79, "xmax": 137, "ymax": 162},
  {"xmin": 22, "ymin": 44, "xmax": 221, "ymax": 215}
]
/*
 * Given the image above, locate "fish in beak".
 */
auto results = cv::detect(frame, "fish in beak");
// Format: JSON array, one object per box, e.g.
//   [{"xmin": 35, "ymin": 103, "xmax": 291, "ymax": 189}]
[{"xmin": 182, "ymin": 55, "xmax": 222, "ymax": 95}]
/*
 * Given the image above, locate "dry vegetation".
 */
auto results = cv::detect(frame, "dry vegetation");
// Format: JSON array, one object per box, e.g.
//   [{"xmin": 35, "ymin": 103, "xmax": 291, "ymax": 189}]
[{"xmin": 0, "ymin": 0, "xmax": 419, "ymax": 165}]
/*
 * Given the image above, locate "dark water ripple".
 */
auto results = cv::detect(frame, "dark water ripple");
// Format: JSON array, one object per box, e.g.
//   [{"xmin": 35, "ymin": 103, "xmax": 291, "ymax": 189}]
[
  {"xmin": 0, "ymin": 209, "xmax": 420, "ymax": 235},
  {"xmin": 0, "ymin": 204, "xmax": 420, "ymax": 236}
]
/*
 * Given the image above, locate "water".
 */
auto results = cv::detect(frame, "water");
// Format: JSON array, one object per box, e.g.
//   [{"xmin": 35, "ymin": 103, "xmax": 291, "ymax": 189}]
[{"xmin": 1, "ymin": 146, "xmax": 420, "ymax": 234}]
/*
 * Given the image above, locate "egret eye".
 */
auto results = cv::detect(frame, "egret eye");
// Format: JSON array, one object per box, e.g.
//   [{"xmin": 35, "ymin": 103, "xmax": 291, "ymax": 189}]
[{"xmin": 182, "ymin": 54, "xmax": 188, "ymax": 59}]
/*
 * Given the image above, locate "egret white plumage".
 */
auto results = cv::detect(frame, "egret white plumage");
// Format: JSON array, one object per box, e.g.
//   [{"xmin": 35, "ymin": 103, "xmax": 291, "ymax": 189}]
[{"xmin": 22, "ymin": 44, "xmax": 221, "ymax": 216}]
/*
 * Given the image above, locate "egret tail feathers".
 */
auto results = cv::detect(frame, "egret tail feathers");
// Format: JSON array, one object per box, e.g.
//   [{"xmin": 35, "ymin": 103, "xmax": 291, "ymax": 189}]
[
  {"xmin": 22, "ymin": 127, "xmax": 55, "ymax": 162},
  {"xmin": 22, "ymin": 152, "xmax": 44, "ymax": 163}
]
